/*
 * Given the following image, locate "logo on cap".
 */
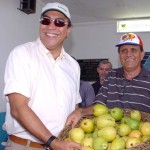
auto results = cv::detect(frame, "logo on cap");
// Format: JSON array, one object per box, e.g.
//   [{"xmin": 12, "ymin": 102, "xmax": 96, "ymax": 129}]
[
  {"xmin": 58, "ymin": 5, "xmax": 67, "ymax": 12},
  {"xmin": 122, "ymin": 33, "xmax": 135, "ymax": 42}
]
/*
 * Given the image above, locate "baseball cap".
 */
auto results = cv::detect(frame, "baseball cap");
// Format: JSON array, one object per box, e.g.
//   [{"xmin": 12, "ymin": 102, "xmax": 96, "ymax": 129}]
[
  {"xmin": 41, "ymin": 2, "xmax": 71, "ymax": 20},
  {"xmin": 116, "ymin": 33, "xmax": 143, "ymax": 49}
]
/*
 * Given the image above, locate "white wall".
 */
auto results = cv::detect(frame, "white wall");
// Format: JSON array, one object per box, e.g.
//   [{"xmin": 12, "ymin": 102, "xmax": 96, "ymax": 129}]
[
  {"xmin": 64, "ymin": 21, "xmax": 121, "ymax": 67},
  {"xmin": 0, "ymin": 0, "xmax": 42, "ymax": 112},
  {"xmin": 65, "ymin": 22, "xmax": 150, "ymax": 68},
  {"xmin": 0, "ymin": 1, "xmax": 150, "ymax": 112}
]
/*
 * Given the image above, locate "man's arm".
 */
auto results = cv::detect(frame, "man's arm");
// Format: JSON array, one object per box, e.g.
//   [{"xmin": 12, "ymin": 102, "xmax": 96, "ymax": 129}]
[
  {"xmin": 8, "ymin": 93, "xmax": 51, "ymax": 143},
  {"xmin": 8, "ymin": 93, "xmax": 84, "ymax": 150},
  {"xmin": 85, "ymin": 84, "xmax": 95, "ymax": 106},
  {"xmin": 65, "ymin": 105, "xmax": 94, "ymax": 128}
]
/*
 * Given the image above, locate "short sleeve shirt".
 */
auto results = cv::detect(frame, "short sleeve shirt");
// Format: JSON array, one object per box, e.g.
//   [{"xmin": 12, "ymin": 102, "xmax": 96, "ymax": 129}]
[{"xmin": 94, "ymin": 67, "xmax": 150, "ymax": 113}]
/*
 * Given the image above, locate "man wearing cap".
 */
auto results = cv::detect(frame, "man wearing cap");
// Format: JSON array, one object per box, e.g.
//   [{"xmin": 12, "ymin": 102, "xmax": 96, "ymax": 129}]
[
  {"xmin": 3, "ymin": 2, "xmax": 83, "ymax": 150},
  {"xmin": 66, "ymin": 33, "xmax": 150, "ymax": 127},
  {"xmin": 92, "ymin": 60, "xmax": 112, "ymax": 95}
]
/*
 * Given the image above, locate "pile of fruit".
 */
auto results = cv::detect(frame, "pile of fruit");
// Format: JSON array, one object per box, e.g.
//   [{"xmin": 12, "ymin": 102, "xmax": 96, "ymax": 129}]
[{"xmin": 65, "ymin": 104, "xmax": 150, "ymax": 150}]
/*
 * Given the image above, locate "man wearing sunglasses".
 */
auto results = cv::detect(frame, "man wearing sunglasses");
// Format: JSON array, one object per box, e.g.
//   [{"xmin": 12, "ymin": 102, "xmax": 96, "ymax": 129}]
[{"xmin": 4, "ymin": 2, "xmax": 83, "ymax": 150}]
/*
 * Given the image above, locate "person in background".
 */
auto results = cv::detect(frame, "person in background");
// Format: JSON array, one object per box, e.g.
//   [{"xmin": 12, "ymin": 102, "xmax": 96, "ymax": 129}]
[
  {"xmin": 3, "ymin": 2, "xmax": 83, "ymax": 150},
  {"xmin": 66, "ymin": 33, "xmax": 150, "ymax": 127},
  {"xmin": 92, "ymin": 60, "xmax": 112, "ymax": 95},
  {"xmin": 79, "ymin": 80, "xmax": 95, "ymax": 107}
]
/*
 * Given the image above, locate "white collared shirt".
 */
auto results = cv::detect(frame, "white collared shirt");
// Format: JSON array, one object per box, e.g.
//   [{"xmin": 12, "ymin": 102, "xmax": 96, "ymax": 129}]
[{"xmin": 4, "ymin": 38, "xmax": 81, "ymax": 143}]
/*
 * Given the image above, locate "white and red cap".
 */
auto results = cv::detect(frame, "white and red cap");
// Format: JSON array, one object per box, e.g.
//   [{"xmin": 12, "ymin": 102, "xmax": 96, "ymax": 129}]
[
  {"xmin": 116, "ymin": 33, "xmax": 143, "ymax": 49},
  {"xmin": 41, "ymin": 2, "xmax": 71, "ymax": 20}
]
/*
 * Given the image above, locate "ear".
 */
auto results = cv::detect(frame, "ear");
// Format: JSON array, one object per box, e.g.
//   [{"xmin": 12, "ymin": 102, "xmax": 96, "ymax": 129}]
[
  {"xmin": 97, "ymin": 67, "xmax": 99, "ymax": 73},
  {"xmin": 141, "ymin": 51, "xmax": 145, "ymax": 60},
  {"xmin": 66, "ymin": 26, "xmax": 72, "ymax": 38}
]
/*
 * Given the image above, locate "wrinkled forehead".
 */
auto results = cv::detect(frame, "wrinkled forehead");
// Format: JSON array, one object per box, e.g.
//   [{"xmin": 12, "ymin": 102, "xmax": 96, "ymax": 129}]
[
  {"xmin": 120, "ymin": 44, "xmax": 140, "ymax": 49},
  {"xmin": 118, "ymin": 44, "xmax": 143, "ymax": 53}
]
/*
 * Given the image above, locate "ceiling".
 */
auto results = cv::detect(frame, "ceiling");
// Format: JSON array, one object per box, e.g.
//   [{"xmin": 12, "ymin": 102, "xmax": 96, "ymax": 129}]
[{"xmin": 40, "ymin": 0, "xmax": 150, "ymax": 24}]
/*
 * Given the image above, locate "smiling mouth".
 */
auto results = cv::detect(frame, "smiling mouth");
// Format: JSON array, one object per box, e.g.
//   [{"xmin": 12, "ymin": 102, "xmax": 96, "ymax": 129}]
[
  {"xmin": 46, "ymin": 32, "xmax": 58, "ymax": 37},
  {"xmin": 125, "ymin": 57, "xmax": 135, "ymax": 62}
]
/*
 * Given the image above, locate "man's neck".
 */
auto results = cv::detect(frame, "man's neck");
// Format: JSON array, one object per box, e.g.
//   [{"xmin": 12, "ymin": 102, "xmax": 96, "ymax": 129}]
[
  {"xmin": 124, "ymin": 67, "xmax": 141, "ymax": 80},
  {"xmin": 49, "ymin": 48, "xmax": 62, "ymax": 60}
]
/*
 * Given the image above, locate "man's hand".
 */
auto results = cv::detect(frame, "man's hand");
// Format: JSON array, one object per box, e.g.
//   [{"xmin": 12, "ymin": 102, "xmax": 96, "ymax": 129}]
[
  {"xmin": 51, "ymin": 138, "xmax": 84, "ymax": 150},
  {"xmin": 65, "ymin": 105, "xmax": 94, "ymax": 128},
  {"xmin": 65, "ymin": 108, "xmax": 83, "ymax": 128}
]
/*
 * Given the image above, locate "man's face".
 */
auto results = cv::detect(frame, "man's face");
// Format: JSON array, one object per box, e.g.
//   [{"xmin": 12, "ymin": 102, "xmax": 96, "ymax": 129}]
[
  {"xmin": 39, "ymin": 11, "xmax": 71, "ymax": 51},
  {"xmin": 119, "ymin": 45, "xmax": 144, "ymax": 72},
  {"xmin": 97, "ymin": 63, "xmax": 111, "ymax": 80}
]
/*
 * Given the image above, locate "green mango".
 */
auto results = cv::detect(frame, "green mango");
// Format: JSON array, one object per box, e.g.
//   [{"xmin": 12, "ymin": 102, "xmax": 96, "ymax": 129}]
[
  {"xmin": 110, "ymin": 137, "xmax": 126, "ymax": 150},
  {"xmin": 124, "ymin": 116, "xmax": 140, "ymax": 130}
]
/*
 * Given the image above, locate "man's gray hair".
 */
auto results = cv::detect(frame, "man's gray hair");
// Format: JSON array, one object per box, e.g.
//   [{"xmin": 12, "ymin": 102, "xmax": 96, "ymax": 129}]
[{"xmin": 98, "ymin": 60, "xmax": 112, "ymax": 69}]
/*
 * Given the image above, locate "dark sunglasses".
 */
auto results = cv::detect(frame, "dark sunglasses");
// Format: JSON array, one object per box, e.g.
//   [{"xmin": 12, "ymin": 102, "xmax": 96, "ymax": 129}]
[{"xmin": 39, "ymin": 17, "xmax": 68, "ymax": 27}]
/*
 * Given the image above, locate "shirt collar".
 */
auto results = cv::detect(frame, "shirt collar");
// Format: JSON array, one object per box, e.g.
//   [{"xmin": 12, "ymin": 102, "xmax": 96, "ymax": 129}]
[{"xmin": 116, "ymin": 67, "xmax": 150, "ymax": 78}]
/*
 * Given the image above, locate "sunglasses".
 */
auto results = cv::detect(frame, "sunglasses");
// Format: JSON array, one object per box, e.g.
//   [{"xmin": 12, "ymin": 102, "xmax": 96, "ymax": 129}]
[{"xmin": 39, "ymin": 17, "xmax": 68, "ymax": 27}]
